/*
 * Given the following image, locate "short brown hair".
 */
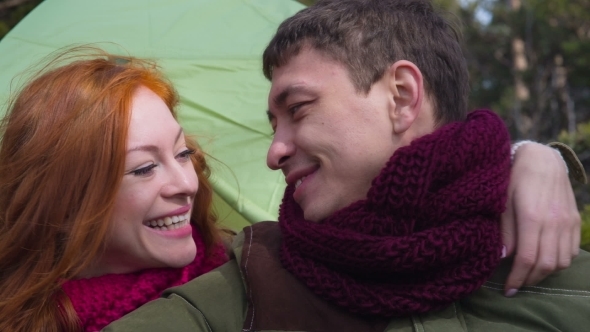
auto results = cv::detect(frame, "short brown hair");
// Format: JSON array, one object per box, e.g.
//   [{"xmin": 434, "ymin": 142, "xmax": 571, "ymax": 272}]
[{"xmin": 263, "ymin": 0, "xmax": 469, "ymax": 125}]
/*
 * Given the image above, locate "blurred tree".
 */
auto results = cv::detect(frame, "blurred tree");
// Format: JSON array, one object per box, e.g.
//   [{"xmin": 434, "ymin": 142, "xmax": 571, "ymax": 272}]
[
  {"xmin": 0, "ymin": 0, "xmax": 43, "ymax": 40},
  {"xmin": 559, "ymin": 121, "xmax": 590, "ymax": 230},
  {"xmin": 461, "ymin": 0, "xmax": 589, "ymax": 205},
  {"xmin": 461, "ymin": 0, "xmax": 590, "ymax": 141}
]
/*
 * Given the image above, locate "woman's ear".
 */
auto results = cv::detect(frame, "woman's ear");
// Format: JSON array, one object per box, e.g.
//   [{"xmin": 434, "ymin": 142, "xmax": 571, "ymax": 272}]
[{"xmin": 386, "ymin": 60, "xmax": 424, "ymax": 134}]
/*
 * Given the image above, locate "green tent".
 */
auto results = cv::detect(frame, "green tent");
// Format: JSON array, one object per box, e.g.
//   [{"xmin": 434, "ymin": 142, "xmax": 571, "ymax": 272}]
[{"xmin": 0, "ymin": 0, "xmax": 304, "ymax": 231}]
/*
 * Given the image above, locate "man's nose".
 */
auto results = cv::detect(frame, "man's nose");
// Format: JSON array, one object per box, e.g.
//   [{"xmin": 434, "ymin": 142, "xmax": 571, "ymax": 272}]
[{"xmin": 266, "ymin": 128, "xmax": 295, "ymax": 170}]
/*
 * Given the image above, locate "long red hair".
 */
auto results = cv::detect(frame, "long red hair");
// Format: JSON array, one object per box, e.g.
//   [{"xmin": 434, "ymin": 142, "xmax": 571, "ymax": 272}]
[{"xmin": 0, "ymin": 47, "xmax": 221, "ymax": 332}]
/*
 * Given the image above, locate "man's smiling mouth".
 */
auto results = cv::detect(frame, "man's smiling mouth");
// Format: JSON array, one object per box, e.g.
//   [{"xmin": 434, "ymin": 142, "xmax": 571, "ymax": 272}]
[{"xmin": 295, "ymin": 175, "xmax": 308, "ymax": 188}]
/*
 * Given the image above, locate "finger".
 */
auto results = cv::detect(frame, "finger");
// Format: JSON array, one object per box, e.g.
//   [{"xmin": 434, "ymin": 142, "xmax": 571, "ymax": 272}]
[
  {"xmin": 573, "ymin": 227, "xmax": 581, "ymax": 256},
  {"xmin": 523, "ymin": 226, "xmax": 558, "ymax": 286},
  {"xmin": 572, "ymin": 213, "xmax": 581, "ymax": 257},
  {"xmin": 557, "ymin": 224, "xmax": 572, "ymax": 270},
  {"xmin": 500, "ymin": 197, "xmax": 517, "ymax": 257},
  {"xmin": 504, "ymin": 223, "xmax": 540, "ymax": 294},
  {"xmin": 564, "ymin": 184, "xmax": 581, "ymax": 257}
]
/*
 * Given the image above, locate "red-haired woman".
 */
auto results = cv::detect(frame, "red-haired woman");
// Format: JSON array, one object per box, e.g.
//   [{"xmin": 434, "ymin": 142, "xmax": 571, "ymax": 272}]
[{"xmin": 0, "ymin": 49, "xmax": 229, "ymax": 331}]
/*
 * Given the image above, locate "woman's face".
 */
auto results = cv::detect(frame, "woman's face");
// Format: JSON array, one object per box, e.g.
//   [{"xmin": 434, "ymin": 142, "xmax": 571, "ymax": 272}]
[{"xmin": 90, "ymin": 86, "xmax": 199, "ymax": 276}]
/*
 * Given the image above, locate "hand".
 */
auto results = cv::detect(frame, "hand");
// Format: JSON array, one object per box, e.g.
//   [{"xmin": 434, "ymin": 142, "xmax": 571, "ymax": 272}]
[{"xmin": 501, "ymin": 142, "xmax": 581, "ymax": 296}]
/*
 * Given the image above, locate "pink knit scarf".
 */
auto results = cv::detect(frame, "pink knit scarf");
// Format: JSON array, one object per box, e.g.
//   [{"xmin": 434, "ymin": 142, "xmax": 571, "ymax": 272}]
[
  {"xmin": 279, "ymin": 110, "xmax": 511, "ymax": 317},
  {"xmin": 62, "ymin": 228, "xmax": 228, "ymax": 331}
]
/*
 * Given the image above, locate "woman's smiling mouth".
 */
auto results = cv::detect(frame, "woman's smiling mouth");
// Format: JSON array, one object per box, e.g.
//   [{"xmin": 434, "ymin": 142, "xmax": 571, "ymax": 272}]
[{"xmin": 143, "ymin": 212, "xmax": 190, "ymax": 231}]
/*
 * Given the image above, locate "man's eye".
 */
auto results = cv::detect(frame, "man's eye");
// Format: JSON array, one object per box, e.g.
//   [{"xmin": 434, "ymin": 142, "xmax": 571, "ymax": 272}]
[
  {"xmin": 129, "ymin": 164, "xmax": 157, "ymax": 176},
  {"xmin": 176, "ymin": 149, "xmax": 196, "ymax": 161},
  {"xmin": 288, "ymin": 103, "xmax": 303, "ymax": 114}
]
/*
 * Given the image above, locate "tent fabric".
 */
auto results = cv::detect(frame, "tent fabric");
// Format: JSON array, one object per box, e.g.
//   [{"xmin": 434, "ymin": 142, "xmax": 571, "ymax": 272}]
[{"xmin": 0, "ymin": 0, "xmax": 304, "ymax": 231}]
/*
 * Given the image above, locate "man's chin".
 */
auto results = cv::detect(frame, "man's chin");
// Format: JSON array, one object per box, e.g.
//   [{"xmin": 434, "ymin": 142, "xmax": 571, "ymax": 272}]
[
  {"xmin": 297, "ymin": 193, "xmax": 338, "ymax": 222},
  {"xmin": 302, "ymin": 206, "xmax": 330, "ymax": 223}
]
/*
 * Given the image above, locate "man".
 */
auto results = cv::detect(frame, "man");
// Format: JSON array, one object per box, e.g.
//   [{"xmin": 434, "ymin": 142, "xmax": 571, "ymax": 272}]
[{"xmin": 105, "ymin": 0, "xmax": 588, "ymax": 331}]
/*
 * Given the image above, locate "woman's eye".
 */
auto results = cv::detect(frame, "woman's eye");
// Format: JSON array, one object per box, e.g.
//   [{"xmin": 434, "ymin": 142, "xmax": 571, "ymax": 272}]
[
  {"xmin": 129, "ymin": 164, "xmax": 157, "ymax": 176},
  {"xmin": 176, "ymin": 149, "xmax": 196, "ymax": 162}
]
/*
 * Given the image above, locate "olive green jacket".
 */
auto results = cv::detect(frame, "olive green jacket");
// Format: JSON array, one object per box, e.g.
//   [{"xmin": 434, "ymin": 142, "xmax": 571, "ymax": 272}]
[{"xmin": 104, "ymin": 222, "xmax": 590, "ymax": 332}]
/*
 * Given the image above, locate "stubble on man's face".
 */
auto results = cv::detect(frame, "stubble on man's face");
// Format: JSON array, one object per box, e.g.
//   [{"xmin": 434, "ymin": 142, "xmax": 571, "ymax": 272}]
[{"xmin": 266, "ymin": 47, "xmax": 400, "ymax": 222}]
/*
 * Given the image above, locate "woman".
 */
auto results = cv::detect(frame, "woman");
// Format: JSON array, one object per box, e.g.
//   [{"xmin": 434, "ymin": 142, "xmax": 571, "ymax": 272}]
[{"xmin": 0, "ymin": 48, "xmax": 229, "ymax": 331}]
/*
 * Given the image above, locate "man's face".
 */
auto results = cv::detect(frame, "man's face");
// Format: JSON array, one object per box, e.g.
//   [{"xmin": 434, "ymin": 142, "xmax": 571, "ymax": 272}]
[{"xmin": 266, "ymin": 47, "xmax": 402, "ymax": 222}]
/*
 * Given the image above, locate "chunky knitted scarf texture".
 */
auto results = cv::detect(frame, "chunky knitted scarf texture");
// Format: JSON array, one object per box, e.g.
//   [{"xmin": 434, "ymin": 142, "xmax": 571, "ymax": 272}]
[
  {"xmin": 62, "ymin": 228, "xmax": 227, "ymax": 331},
  {"xmin": 279, "ymin": 110, "xmax": 511, "ymax": 317}
]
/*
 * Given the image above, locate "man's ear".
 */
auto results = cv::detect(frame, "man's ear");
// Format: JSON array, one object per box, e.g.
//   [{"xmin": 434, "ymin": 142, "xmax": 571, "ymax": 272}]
[{"xmin": 386, "ymin": 60, "xmax": 424, "ymax": 134}]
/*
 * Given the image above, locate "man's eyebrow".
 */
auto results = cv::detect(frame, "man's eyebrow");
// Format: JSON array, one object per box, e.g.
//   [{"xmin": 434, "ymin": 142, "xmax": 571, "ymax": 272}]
[
  {"xmin": 272, "ymin": 85, "xmax": 314, "ymax": 108},
  {"xmin": 268, "ymin": 85, "xmax": 315, "ymax": 123},
  {"xmin": 127, "ymin": 127, "xmax": 183, "ymax": 153}
]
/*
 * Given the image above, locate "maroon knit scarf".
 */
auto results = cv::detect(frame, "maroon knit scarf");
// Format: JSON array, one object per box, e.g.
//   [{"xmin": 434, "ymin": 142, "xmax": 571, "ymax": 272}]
[
  {"xmin": 62, "ymin": 227, "xmax": 228, "ymax": 331},
  {"xmin": 279, "ymin": 110, "xmax": 511, "ymax": 317}
]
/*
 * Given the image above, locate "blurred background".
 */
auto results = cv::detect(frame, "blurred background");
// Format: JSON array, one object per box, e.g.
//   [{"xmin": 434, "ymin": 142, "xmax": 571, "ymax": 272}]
[{"xmin": 1, "ymin": 0, "xmax": 588, "ymax": 249}]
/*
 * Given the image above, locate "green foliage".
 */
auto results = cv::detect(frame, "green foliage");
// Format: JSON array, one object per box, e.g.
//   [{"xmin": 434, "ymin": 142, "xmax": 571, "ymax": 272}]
[
  {"xmin": 559, "ymin": 120, "xmax": 590, "ymax": 149},
  {"xmin": 0, "ymin": 0, "xmax": 44, "ymax": 41},
  {"xmin": 459, "ymin": 0, "xmax": 590, "ymax": 141},
  {"xmin": 558, "ymin": 121, "xmax": 590, "ymax": 209},
  {"xmin": 558, "ymin": 120, "xmax": 590, "ymax": 177},
  {"xmin": 0, "ymin": 21, "xmax": 8, "ymax": 38}
]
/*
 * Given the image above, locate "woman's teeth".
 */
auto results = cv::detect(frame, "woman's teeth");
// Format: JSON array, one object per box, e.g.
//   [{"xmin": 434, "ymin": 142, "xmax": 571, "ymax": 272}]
[{"xmin": 145, "ymin": 213, "xmax": 189, "ymax": 231}]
